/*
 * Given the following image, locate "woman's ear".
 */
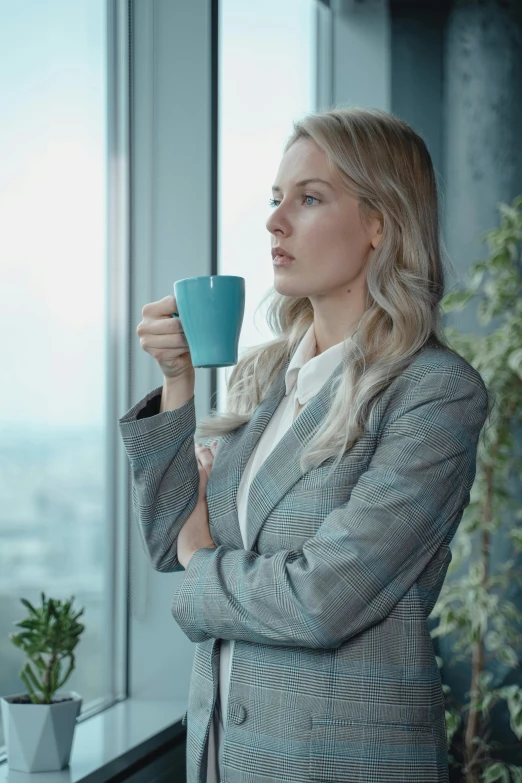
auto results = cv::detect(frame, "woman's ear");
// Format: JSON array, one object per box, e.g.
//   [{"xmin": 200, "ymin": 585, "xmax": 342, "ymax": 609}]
[{"xmin": 370, "ymin": 217, "xmax": 384, "ymax": 250}]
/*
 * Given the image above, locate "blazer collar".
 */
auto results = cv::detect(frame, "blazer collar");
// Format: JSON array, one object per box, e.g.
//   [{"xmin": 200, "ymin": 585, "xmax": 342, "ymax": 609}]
[{"xmin": 285, "ymin": 322, "xmax": 346, "ymax": 406}]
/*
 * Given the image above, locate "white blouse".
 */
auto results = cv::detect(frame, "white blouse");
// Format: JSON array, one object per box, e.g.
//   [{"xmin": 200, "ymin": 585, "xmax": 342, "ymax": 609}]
[{"xmin": 205, "ymin": 322, "xmax": 345, "ymax": 782}]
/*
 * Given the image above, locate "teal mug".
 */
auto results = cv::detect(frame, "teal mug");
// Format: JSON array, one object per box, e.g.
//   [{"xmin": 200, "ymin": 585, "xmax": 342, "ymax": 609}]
[{"xmin": 173, "ymin": 275, "xmax": 245, "ymax": 368}]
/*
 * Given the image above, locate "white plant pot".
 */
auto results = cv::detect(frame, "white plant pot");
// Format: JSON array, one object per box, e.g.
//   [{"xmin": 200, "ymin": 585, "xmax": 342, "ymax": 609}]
[{"xmin": 0, "ymin": 690, "xmax": 82, "ymax": 772}]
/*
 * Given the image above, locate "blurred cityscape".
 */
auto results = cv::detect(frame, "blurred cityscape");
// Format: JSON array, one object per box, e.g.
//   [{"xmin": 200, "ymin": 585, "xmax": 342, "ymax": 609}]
[{"xmin": 0, "ymin": 426, "xmax": 106, "ymax": 746}]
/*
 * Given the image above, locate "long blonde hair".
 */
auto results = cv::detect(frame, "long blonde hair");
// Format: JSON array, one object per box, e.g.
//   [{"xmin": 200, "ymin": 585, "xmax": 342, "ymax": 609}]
[{"xmin": 196, "ymin": 106, "xmax": 462, "ymax": 474}]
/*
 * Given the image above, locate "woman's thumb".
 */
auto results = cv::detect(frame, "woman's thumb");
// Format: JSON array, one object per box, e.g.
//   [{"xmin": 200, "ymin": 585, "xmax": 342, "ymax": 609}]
[{"xmin": 197, "ymin": 461, "xmax": 209, "ymax": 498}]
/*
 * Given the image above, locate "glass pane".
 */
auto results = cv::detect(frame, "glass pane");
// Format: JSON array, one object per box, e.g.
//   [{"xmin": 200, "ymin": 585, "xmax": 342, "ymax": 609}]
[
  {"xmin": 218, "ymin": 0, "xmax": 318, "ymax": 408},
  {"xmin": 0, "ymin": 0, "xmax": 109, "ymax": 748}
]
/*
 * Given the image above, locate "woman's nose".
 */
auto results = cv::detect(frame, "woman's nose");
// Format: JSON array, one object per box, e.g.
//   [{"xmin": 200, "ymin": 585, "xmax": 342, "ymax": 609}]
[{"xmin": 266, "ymin": 208, "xmax": 289, "ymax": 235}]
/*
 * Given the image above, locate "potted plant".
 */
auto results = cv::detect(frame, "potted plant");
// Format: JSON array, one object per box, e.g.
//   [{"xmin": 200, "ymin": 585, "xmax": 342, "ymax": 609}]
[
  {"xmin": 1, "ymin": 591, "xmax": 85, "ymax": 772},
  {"xmin": 431, "ymin": 195, "xmax": 522, "ymax": 782}
]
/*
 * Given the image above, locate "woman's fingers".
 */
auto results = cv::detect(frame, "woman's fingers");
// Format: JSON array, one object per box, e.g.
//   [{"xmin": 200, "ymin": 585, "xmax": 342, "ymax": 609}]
[{"xmin": 195, "ymin": 442, "xmax": 217, "ymax": 462}]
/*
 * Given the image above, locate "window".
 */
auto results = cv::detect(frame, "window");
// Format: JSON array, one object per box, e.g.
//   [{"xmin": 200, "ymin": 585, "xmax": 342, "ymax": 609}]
[
  {"xmin": 217, "ymin": 0, "xmax": 320, "ymax": 408},
  {"xmin": 0, "ymin": 0, "xmax": 117, "ymax": 750}
]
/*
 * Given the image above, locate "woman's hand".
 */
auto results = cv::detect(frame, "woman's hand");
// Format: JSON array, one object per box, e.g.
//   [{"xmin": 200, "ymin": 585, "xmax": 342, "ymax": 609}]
[{"xmin": 177, "ymin": 441, "xmax": 218, "ymax": 569}]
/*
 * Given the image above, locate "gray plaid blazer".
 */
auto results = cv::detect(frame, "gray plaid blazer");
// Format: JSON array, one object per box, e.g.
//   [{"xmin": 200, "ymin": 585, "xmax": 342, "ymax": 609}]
[{"xmin": 118, "ymin": 341, "xmax": 489, "ymax": 783}]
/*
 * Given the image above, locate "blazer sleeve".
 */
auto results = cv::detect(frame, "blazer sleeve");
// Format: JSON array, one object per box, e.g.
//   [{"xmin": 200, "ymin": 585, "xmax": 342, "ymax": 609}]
[
  {"xmin": 171, "ymin": 364, "xmax": 489, "ymax": 648},
  {"xmin": 118, "ymin": 386, "xmax": 202, "ymax": 573}
]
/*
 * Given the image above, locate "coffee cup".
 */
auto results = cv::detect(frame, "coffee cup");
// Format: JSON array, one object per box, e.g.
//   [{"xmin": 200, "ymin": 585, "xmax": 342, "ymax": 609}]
[{"xmin": 173, "ymin": 275, "xmax": 245, "ymax": 368}]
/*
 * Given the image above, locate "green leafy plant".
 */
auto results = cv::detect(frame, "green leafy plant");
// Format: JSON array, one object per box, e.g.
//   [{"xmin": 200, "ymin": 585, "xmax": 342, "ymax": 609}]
[
  {"xmin": 432, "ymin": 195, "xmax": 522, "ymax": 782},
  {"xmin": 8, "ymin": 592, "xmax": 85, "ymax": 705}
]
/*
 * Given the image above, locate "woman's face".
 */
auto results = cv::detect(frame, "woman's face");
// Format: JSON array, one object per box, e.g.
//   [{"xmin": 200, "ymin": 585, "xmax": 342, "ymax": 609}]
[{"xmin": 266, "ymin": 138, "xmax": 381, "ymax": 306}]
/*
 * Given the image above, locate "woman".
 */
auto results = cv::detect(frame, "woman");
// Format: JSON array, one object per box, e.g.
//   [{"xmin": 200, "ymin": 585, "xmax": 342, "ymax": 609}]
[{"xmin": 119, "ymin": 107, "xmax": 492, "ymax": 783}]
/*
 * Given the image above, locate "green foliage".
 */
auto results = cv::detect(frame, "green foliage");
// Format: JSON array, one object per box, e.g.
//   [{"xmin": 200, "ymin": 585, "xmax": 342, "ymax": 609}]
[
  {"xmin": 432, "ymin": 195, "xmax": 522, "ymax": 781},
  {"xmin": 8, "ymin": 592, "xmax": 85, "ymax": 705}
]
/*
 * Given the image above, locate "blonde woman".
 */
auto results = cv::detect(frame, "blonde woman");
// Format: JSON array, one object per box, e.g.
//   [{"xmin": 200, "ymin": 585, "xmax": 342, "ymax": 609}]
[{"xmin": 119, "ymin": 107, "xmax": 492, "ymax": 783}]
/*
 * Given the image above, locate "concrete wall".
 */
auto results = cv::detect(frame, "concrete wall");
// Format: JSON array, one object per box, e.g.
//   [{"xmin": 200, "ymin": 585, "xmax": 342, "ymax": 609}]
[{"xmin": 443, "ymin": 0, "xmax": 522, "ymax": 334}]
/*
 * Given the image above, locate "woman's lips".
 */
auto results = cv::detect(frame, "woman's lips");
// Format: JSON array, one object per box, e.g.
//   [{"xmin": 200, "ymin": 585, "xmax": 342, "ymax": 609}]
[{"xmin": 273, "ymin": 258, "xmax": 293, "ymax": 267}]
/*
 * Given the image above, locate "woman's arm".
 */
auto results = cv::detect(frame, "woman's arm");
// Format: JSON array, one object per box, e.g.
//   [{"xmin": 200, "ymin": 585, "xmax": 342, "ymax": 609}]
[
  {"xmin": 171, "ymin": 363, "xmax": 489, "ymax": 648},
  {"xmin": 119, "ymin": 391, "xmax": 199, "ymax": 572}
]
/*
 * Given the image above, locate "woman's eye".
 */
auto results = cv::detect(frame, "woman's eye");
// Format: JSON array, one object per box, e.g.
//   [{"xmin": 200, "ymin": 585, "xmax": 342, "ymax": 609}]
[{"xmin": 268, "ymin": 194, "xmax": 320, "ymax": 208}]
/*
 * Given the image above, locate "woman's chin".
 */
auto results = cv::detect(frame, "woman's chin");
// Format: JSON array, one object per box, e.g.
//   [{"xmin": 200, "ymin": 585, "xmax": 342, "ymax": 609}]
[{"xmin": 273, "ymin": 279, "xmax": 299, "ymax": 297}]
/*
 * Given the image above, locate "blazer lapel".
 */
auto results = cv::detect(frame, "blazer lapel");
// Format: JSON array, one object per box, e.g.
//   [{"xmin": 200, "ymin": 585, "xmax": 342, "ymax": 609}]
[
  {"xmin": 244, "ymin": 360, "xmax": 344, "ymax": 552},
  {"xmin": 209, "ymin": 354, "xmax": 344, "ymax": 553}
]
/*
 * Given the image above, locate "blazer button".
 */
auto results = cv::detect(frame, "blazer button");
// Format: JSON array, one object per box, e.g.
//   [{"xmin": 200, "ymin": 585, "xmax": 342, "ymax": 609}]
[{"xmin": 229, "ymin": 704, "xmax": 246, "ymax": 724}]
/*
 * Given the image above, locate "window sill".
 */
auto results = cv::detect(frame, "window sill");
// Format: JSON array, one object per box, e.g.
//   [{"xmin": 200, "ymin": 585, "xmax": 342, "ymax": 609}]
[{"xmin": 0, "ymin": 698, "xmax": 187, "ymax": 783}]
